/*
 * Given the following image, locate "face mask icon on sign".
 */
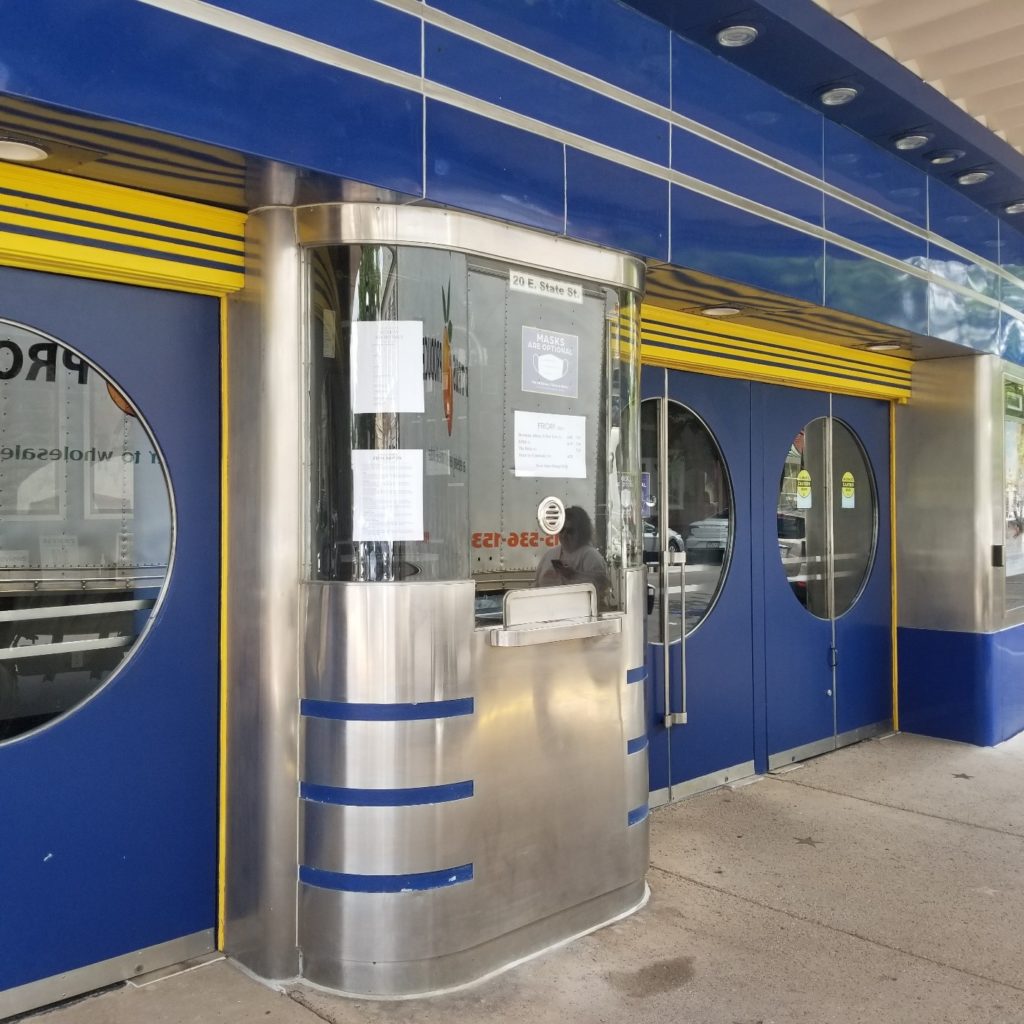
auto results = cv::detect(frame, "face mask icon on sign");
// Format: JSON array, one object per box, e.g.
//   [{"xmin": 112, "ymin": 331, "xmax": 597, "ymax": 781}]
[{"xmin": 534, "ymin": 352, "xmax": 567, "ymax": 382}]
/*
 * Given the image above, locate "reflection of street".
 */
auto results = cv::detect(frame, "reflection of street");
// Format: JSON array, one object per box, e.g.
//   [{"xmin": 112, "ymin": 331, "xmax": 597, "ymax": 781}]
[{"xmin": 649, "ymin": 564, "xmax": 722, "ymax": 639}]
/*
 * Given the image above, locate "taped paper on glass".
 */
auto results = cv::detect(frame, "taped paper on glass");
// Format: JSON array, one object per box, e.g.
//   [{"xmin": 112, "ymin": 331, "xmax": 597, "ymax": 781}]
[
  {"xmin": 352, "ymin": 448, "xmax": 424, "ymax": 541},
  {"xmin": 514, "ymin": 410, "xmax": 586, "ymax": 478},
  {"xmin": 350, "ymin": 320, "xmax": 424, "ymax": 414}
]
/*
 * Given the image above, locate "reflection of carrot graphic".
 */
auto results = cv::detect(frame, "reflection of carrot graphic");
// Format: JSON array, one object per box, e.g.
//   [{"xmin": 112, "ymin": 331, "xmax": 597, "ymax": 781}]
[
  {"xmin": 106, "ymin": 381, "xmax": 137, "ymax": 417},
  {"xmin": 441, "ymin": 282, "xmax": 453, "ymax": 435}
]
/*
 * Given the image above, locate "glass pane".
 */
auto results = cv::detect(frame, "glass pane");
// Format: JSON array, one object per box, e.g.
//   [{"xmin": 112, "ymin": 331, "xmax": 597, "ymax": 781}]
[
  {"xmin": 831, "ymin": 420, "xmax": 877, "ymax": 617},
  {"xmin": 669, "ymin": 403, "xmax": 733, "ymax": 634},
  {"xmin": 777, "ymin": 419, "xmax": 828, "ymax": 618},
  {"xmin": 307, "ymin": 246, "xmax": 642, "ymax": 625},
  {"xmin": 1004, "ymin": 379, "xmax": 1024, "ymax": 611},
  {"xmin": 641, "ymin": 399, "xmax": 733, "ymax": 639},
  {"xmin": 0, "ymin": 321, "xmax": 172, "ymax": 743}
]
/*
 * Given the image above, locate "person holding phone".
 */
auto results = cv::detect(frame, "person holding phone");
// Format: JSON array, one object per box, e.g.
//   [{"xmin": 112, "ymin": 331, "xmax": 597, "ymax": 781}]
[{"xmin": 534, "ymin": 505, "xmax": 610, "ymax": 600}]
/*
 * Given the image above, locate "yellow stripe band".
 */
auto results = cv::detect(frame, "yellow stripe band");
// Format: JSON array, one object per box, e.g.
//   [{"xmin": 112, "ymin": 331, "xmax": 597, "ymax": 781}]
[
  {"xmin": 217, "ymin": 296, "xmax": 230, "ymax": 951},
  {"xmin": 641, "ymin": 305, "xmax": 912, "ymax": 402},
  {"xmin": 0, "ymin": 164, "xmax": 245, "ymax": 296}
]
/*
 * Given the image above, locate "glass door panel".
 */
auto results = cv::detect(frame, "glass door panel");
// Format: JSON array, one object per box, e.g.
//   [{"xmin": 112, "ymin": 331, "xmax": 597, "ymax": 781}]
[{"xmin": 831, "ymin": 420, "xmax": 877, "ymax": 618}]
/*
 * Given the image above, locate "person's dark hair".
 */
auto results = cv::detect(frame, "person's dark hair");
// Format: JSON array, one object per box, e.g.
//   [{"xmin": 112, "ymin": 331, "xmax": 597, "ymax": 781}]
[{"xmin": 560, "ymin": 506, "xmax": 593, "ymax": 551}]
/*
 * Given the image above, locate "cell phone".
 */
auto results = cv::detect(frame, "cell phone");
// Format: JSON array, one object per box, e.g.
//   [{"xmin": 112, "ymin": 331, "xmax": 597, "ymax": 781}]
[{"xmin": 551, "ymin": 559, "xmax": 566, "ymax": 571}]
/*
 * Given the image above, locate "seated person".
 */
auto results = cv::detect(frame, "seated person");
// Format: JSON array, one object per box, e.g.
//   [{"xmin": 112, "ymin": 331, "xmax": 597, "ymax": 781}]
[{"xmin": 534, "ymin": 506, "xmax": 609, "ymax": 600}]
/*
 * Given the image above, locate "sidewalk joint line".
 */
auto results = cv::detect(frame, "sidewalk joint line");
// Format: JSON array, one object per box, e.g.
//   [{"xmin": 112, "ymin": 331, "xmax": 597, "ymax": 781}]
[
  {"xmin": 649, "ymin": 864, "xmax": 1024, "ymax": 995},
  {"xmin": 766, "ymin": 774, "xmax": 1024, "ymax": 842}
]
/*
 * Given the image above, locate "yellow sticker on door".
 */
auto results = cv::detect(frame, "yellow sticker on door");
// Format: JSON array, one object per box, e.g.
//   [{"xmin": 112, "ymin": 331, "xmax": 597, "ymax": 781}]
[
  {"xmin": 796, "ymin": 468, "xmax": 812, "ymax": 510},
  {"xmin": 841, "ymin": 471, "xmax": 855, "ymax": 510}
]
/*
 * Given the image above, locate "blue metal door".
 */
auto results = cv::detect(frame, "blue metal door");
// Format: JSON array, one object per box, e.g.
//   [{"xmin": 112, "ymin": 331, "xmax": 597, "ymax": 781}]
[
  {"xmin": 642, "ymin": 368, "xmax": 892, "ymax": 797},
  {"xmin": 642, "ymin": 367, "xmax": 755, "ymax": 803},
  {"xmin": 0, "ymin": 267, "xmax": 220, "ymax": 997},
  {"xmin": 831, "ymin": 394, "xmax": 892, "ymax": 740},
  {"xmin": 761, "ymin": 385, "xmax": 891, "ymax": 768}
]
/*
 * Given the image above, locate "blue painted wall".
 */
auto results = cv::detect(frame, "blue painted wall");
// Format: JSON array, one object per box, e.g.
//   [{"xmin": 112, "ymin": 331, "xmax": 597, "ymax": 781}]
[
  {"xmin": 899, "ymin": 624, "xmax": 1024, "ymax": 747},
  {"xmin": 0, "ymin": 0, "xmax": 1022, "ymax": 358}
]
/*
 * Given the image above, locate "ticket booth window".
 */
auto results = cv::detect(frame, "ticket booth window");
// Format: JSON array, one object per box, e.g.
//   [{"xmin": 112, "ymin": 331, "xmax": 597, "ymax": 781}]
[
  {"xmin": 307, "ymin": 244, "xmax": 641, "ymax": 620},
  {"xmin": 0, "ymin": 321, "xmax": 172, "ymax": 742}
]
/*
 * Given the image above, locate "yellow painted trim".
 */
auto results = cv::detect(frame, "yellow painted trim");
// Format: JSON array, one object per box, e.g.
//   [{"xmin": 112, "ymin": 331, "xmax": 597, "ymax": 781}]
[
  {"xmin": 6, "ymin": 192, "xmax": 245, "ymax": 252},
  {"xmin": 641, "ymin": 305, "xmax": 912, "ymax": 403},
  {"xmin": 0, "ymin": 163, "xmax": 245, "ymax": 296},
  {"xmin": 0, "ymin": 162, "xmax": 244, "ymax": 234},
  {"xmin": 0, "ymin": 209, "xmax": 244, "ymax": 267},
  {"xmin": 0, "ymin": 232, "xmax": 243, "ymax": 296},
  {"xmin": 643, "ymin": 305, "xmax": 912, "ymax": 374},
  {"xmin": 217, "ymin": 296, "xmax": 229, "ymax": 951},
  {"xmin": 890, "ymin": 401, "xmax": 899, "ymax": 733},
  {"xmin": 643, "ymin": 322, "xmax": 912, "ymax": 387}
]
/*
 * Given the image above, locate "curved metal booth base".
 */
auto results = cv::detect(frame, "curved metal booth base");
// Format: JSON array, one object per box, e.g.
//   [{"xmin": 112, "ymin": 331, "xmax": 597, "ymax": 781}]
[{"xmin": 297, "ymin": 880, "xmax": 650, "ymax": 1000}]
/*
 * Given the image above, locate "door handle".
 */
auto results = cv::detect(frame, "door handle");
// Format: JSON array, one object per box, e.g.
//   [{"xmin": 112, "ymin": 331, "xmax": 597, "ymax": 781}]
[
  {"xmin": 664, "ymin": 549, "xmax": 687, "ymax": 727},
  {"xmin": 828, "ymin": 644, "xmax": 838, "ymax": 669}
]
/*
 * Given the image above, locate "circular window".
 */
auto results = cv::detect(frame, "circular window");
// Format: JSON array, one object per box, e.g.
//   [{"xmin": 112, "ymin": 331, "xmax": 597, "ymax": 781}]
[
  {"xmin": 641, "ymin": 399, "xmax": 734, "ymax": 636},
  {"xmin": 776, "ymin": 417, "xmax": 876, "ymax": 620},
  {"xmin": 0, "ymin": 321, "xmax": 172, "ymax": 743}
]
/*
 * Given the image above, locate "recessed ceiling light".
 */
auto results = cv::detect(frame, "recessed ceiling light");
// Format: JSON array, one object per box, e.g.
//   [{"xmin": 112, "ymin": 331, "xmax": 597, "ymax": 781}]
[
  {"xmin": 819, "ymin": 86, "xmax": 859, "ymax": 107},
  {"xmin": 716, "ymin": 25, "xmax": 759, "ymax": 48},
  {"xmin": 894, "ymin": 133, "xmax": 930, "ymax": 151},
  {"xmin": 0, "ymin": 138, "xmax": 48, "ymax": 162},
  {"xmin": 1006, "ymin": 200, "xmax": 1024, "ymax": 215},
  {"xmin": 865, "ymin": 342, "xmax": 904, "ymax": 352},
  {"xmin": 957, "ymin": 169, "xmax": 992, "ymax": 186},
  {"xmin": 927, "ymin": 149, "xmax": 965, "ymax": 166},
  {"xmin": 701, "ymin": 305, "xmax": 743, "ymax": 317}
]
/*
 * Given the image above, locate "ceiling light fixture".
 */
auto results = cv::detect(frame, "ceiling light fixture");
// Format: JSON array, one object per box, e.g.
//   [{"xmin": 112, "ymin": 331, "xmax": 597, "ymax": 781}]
[
  {"xmin": 865, "ymin": 342, "xmax": 904, "ymax": 352},
  {"xmin": 894, "ymin": 133, "xmax": 930, "ymax": 151},
  {"xmin": 819, "ymin": 85, "xmax": 858, "ymax": 107},
  {"xmin": 927, "ymin": 149, "xmax": 965, "ymax": 166},
  {"xmin": 957, "ymin": 169, "xmax": 992, "ymax": 186},
  {"xmin": 1005, "ymin": 200, "xmax": 1024, "ymax": 215},
  {"xmin": 700, "ymin": 305, "xmax": 743, "ymax": 317},
  {"xmin": 0, "ymin": 138, "xmax": 48, "ymax": 162},
  {"xmin": 716, "ymin": 25, "xmax": 759, "ymax": 48}
]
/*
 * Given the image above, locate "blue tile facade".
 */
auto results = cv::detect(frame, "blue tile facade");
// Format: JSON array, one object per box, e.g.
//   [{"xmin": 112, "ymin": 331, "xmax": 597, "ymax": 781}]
[
  {"xmin": 566, "ymin": 150, "xmax": 668, "ymax": 259},
  {"xmin": 425, "ymin": 101, "xmax": 565, "ymax": 234},
  {"xmin": 0, "ymin": 0, "xmax": 1021, "ymax": 359}
]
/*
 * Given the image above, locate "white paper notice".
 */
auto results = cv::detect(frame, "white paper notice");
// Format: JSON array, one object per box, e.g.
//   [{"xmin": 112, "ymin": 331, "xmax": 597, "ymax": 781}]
[
  {"xmin": 352, "ymin": 449, "xmax": 424, "ymax": 541},
  {"xmin": 350, "ymin": 321, "xmax": 425, "ymax": 414},
  {"xmin": 514, "ymin": 410, "xmax": 586, "ymax": 479}
]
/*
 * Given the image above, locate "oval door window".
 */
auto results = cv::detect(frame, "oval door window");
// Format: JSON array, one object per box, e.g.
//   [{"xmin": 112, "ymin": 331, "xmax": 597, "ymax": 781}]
[
  {"xmin": 0, "ymin": 321, "xmax": 172, "ymax": 743},
  {"xmin": 776, "ymin": 417, "xmax": 876, "ymax": 619},
  {"xmin": 641, "ymin": 399, "xmax": 734, "ymax": 635}
]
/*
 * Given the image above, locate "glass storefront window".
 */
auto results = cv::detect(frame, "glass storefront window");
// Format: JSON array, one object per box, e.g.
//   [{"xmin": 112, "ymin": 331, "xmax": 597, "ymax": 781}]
[
  {"xmin": 0, "ymin": 321, "xmax": 172, "ymax": 742},
  {"xmin": 306, "ymin": 245, "xmax": 641, "ymax": 622},
  {"xmin": 1004, "ymin": 378, "xmax": 1024, "ymax": 611}
]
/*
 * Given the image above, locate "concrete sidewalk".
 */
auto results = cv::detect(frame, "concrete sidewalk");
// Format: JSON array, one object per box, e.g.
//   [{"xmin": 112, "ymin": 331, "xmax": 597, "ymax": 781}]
[{"xmin": 25, "ymin": 733, "xmax": 1024, "ymax": 1024}]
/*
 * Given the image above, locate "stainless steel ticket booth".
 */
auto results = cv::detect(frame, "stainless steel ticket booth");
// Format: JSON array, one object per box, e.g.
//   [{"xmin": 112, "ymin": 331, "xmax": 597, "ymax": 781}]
[{"xmin": 224, "ymin": 203, "xmax": 648, "ymax": 997}]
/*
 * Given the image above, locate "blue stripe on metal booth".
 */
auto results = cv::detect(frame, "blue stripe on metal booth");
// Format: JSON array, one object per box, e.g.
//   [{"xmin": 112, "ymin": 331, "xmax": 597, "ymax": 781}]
[
  {"xmin": 300, "ymin": 697, "xmax": 475, "ymax": 721},
  {"xmin": 627, "ymin": 803, "xmax": 649, "ymax": 827},
  {"xmin": 299, "ymin": 863, "xmax": 474, "ymax": 893},
  {"xmin": 300, "ymin": 781, "xmax": 474, "ymax": 807},
  {"xmin": 626, "ymin": 735, "xmax": 648, "ymax": 755}
]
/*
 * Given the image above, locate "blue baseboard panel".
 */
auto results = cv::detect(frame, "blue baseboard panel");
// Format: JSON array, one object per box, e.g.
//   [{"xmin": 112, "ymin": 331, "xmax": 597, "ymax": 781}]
[{"xmin": 898, "ymin": 624, "xmax": 1024, "ymax": 746}]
